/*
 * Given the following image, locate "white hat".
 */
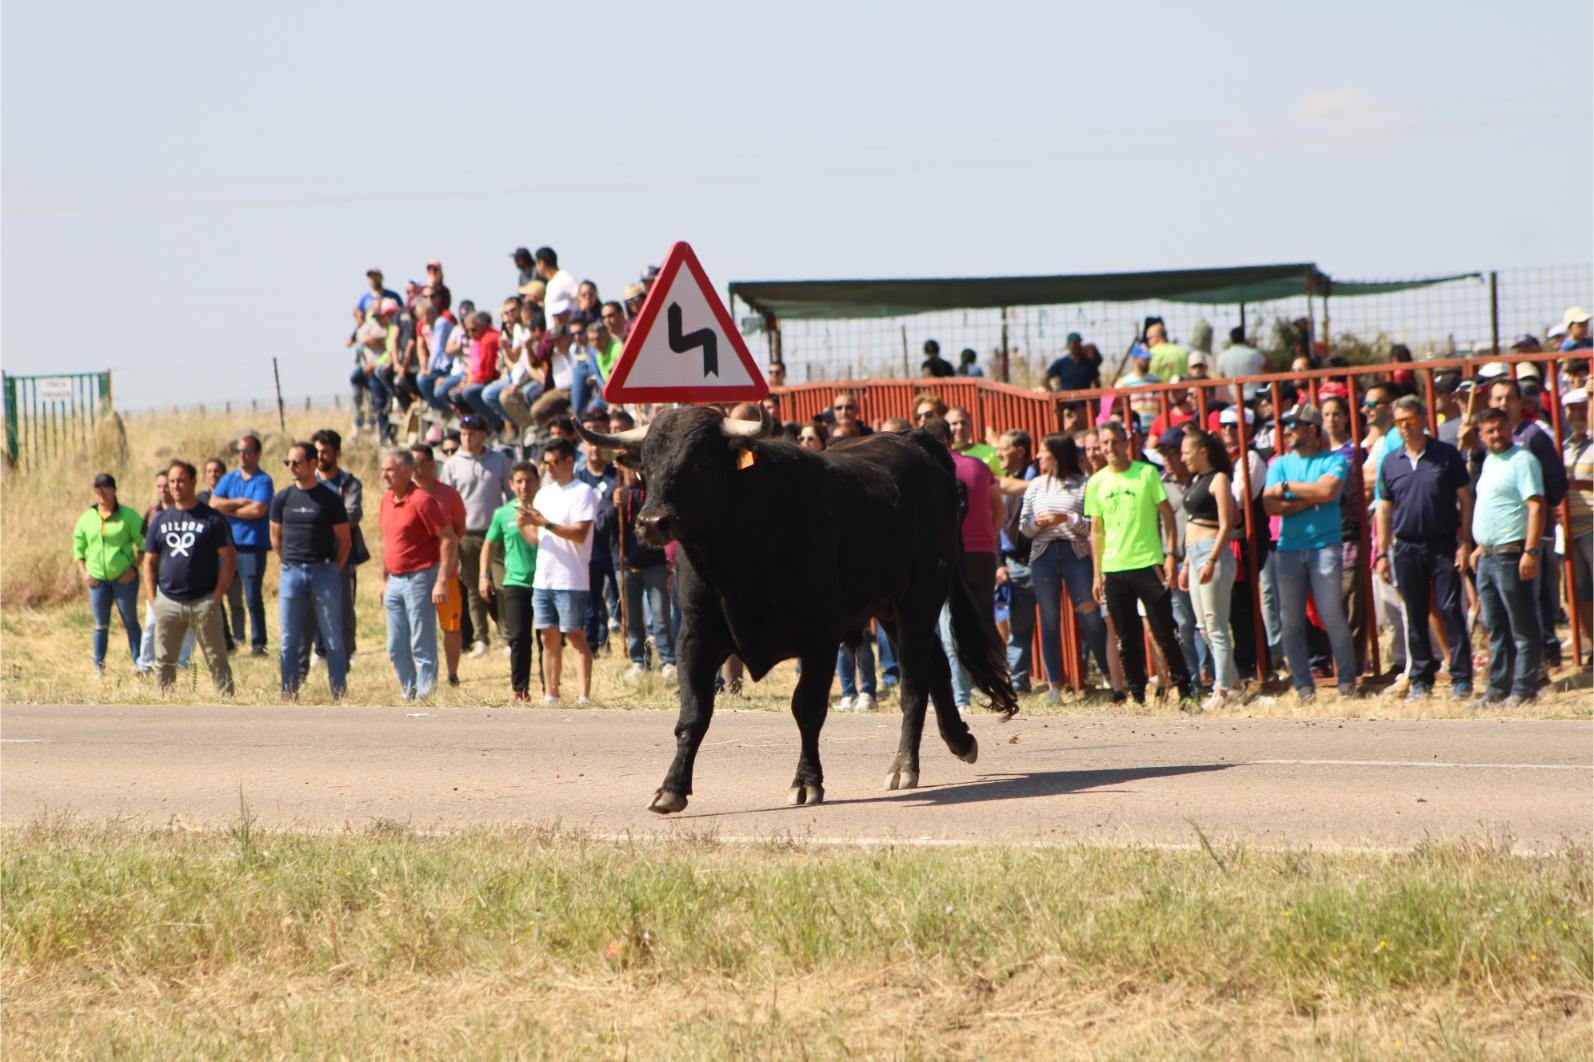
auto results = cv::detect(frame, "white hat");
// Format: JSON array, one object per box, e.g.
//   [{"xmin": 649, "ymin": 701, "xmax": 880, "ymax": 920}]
[
  {"xmin": 1564, "ymin": 306, "xmax": 1592, "ymax": 328},
  {"xmin": 1478, "ymin": 362, "xmax": 1510, "ymax": 379},
  {"xmin": 1218, "ymin": 407, "xmax": 1255, "ymax": 425},
  {"xmin": 1564, "ymin": 388, "xmax": 1590, "ymax": 406},
  {"xmin": 1187, "ymin": 349, "xmax": 1211, "ymax": 368},
  {"xmin": 546, "ymin": 296, "xmax": 574, "ymax": 317},
  {"xmin": 1515, "ymin": 361, "xmax": 1542, "ymax": 379},
  {"xmin": 1548, "ymin": 323, "xmax": 1569, "ymax": 340}
]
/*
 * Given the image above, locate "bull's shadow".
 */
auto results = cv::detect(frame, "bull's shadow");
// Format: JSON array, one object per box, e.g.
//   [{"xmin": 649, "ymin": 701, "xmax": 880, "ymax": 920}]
[{"xmin": 678, "ymin": 763, "xmax": 1233, "ymax": 818}]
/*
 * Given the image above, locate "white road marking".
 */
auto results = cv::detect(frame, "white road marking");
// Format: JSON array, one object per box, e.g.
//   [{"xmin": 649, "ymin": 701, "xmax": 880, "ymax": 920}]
[
  {"xmin": 0, "ymin": 739, "xmax": 46, "ymax": 743},
  {"xmin": 1252, "ymin": 758, "xmax": 1590, "ymax": 771}
]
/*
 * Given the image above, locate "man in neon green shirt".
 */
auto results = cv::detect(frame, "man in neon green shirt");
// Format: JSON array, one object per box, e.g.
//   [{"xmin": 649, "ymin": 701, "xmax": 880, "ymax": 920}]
[
  {"xmin": 483, "ymin": 460, "xmax": 541, "ymax": 702},
  {"xmin": 592, "ymin": 311, "xmax": 625, "ymax": 381},
  {"xmin": 1085, "ymin": 420, "xmax": 1195, "ymax": 706},
  {"xmin": 947, "ymin": 406, "xmax": 1003, "ymax": 475}
]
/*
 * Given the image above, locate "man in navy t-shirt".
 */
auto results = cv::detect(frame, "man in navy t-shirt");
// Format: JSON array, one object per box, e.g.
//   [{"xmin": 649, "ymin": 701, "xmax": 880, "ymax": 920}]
[
  {"xmin": 142, "ymin": 460, "xmax": 235, "ymax": 693},
  {"xmin": 210, "ymin": 433, "xmax": 274, "ymax": 655},
  {"xmin": 271, "ymin": 441, "xmax": 352, "ymax": 699},
  {"xmin": 1046, "ymin": 333, "xmax": 1101, "ymax": 393}
]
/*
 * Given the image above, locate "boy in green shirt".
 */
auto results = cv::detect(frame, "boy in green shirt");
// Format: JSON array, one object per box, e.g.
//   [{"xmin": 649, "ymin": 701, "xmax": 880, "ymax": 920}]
[{"xmin": 484, "ymin": 461, "xmax": 540, "ymax": 700}]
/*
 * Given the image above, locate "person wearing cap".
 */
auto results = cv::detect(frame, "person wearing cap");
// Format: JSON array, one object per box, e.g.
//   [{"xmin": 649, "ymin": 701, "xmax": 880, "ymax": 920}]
[
  {"xmin": 533, "ymin": 247, "xmax": 580, "ymax": 314},
  {"xmin": 440, "ymin": 415, "xmax": 513, "ymax": 658},
  {"xmin": 1469, "ymin": 408, "xmax": 1546, "ymax": 706},
  {"xmin": 1116, "ymin": 348, "xmax": 1162, "ymax": 426},
  {"xmin": 1560, "ymin": 307, "xmax": 1592, "ymax": 352},
  {"xmin": 73, "ymin": 473, "xmax": 146, "ymax": 674},
  {"xmin": 1185, "ymin": 349, "xmax": 1212, "ymax": 380},
  {"xmin": 1046, "ymin": 333, "xmax": 1099, "ymax": 392},
  {"xmin": 1262, "ymin": 403, "xmax": 1359, "ymax": 701},
  {"xmin": 142, "ymin": 460, "xmax": 237, "ymax": 694},
  {"xmin": 1154, "ymin": 424, "xmax": 1211, "ymax": 688},
  {"xmin": 1563, "ymin": 388, "xmax": 1593, "ymax": 657},
  {"xmin": 1483, "ymin": 377, "xmax": 1568, "ymax": 670},
  {"xmin": 621, "ymin": 283, "xmax": 647, "ymax": 337},
  {"xmin": 511, "ymin": 247, "xmax": 536, "ymax": 288},
  {"xmin": 1373, "ymin": 396, "xmax": 1475, "ymax": 700},
  {"xmin": 1085, "ymin": 420, "xmax": 1198, "ymax": 707}
]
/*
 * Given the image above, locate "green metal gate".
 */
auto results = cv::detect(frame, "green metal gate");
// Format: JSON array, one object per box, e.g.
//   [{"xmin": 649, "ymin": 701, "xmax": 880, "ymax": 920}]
[{"xmin": 2, "ymin": 371, "xmax": 113, "ymax": 467}]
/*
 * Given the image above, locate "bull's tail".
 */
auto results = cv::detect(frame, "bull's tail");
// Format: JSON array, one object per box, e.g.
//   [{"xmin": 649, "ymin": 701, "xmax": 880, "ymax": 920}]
[{"xmin": 947, "ymin": 567, "xmax": 1019, "ymax": 719}]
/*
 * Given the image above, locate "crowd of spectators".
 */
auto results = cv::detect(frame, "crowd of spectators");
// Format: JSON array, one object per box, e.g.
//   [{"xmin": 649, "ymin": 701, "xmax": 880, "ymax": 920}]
[{"xmin": 69, "ymin": 283, "xmax": 1592, "ymax": 712}]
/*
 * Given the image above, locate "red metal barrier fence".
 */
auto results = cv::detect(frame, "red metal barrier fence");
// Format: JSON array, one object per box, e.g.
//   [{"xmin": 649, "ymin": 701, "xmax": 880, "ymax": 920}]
[{"xmin": 775, "ymin": 348, "xmax": 1591, "ymax": 691}]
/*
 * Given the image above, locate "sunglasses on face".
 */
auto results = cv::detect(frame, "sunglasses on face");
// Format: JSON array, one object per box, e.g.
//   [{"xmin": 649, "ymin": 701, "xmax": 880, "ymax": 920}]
[
  {"xmin": 441, "ymin": 446, "xmax": 458, "ymax": 455},
  {"xmin": 915, "ymin": 411, "xmax": 933, "ymax": 420},
  {"xmin": 833, "ymin": 403, "xmax": 856, "ymax": 411},
  {"xmin": 284, "ymin": 458, "xmax": 303, "ymax": 467}
]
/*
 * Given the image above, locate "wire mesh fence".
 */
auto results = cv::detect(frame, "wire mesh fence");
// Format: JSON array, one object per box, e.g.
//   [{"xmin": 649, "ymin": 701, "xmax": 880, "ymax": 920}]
[{"xmin": 735, "ymin": 263, "xmax": 1592, "ymax": 387}]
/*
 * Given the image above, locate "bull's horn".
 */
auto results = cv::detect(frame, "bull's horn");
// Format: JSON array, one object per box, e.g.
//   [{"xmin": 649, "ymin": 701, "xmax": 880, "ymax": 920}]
[
  {"xmin": 721, "ymin": 403, "xmax": 773, "ymax": 439},
  {"xmin": 573, "ymin": 419, "xmax": 650, "ymax": 451}
]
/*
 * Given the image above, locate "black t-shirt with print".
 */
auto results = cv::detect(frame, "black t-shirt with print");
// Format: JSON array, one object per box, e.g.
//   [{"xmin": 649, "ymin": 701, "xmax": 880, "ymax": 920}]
[
  {"xmin": 269, "ymin": 483, "xmax": 349, "ymax": 565},
  {"xmin": 145, "ymin": 503, "xmax": 234, "ymax": 601}
]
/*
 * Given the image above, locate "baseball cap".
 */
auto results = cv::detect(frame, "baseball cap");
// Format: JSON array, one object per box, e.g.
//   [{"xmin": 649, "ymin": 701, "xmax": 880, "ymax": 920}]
[
  {"xmin": 1319, "ymin": 380, "xmax": 1350, "ymax": 400},
  {"xmin": 1433, "ymin": 372, "xmax": 1462, "ymax": 395},
  {"xmin": 1066, "ymin": 331, "xmax": 1082, "ymax": 344},
  {"xmin": 1563, "ymin": 388, "xmax": 1590, "ymax": 405},
  {"xmin": 1187, "ymin": 350, "xmax": 1210, "ymax": 369},
  {"xmin": 1564, "ymin": 306, "xmax": 1592, "ymax": 327},
  {"xmin": 1548, "ymin": 323, "xmax": 1569, "ymax": 340},
  {"xmin": 641, "ymin": 265, "xmax": 661, "ymax": 283},
  {"xmin": 1281, "ymin": 403, "xmax": 1323, "ymax": 427},
  {"xmin": 93, "ymin": 472, "xmax": 117, "ymax": 489},
  {"xmin": 546, "ymin": 296, "xmax": 574, "ymax": 317},
  {"xmin": 426, "ymin": 258, "xmax": 443, "ymax": 269},
  {"xmin": 1157, "ymin": 425, "xmax": 1187, "ymax": 450},
  {"xmin": 1511, "ymin": 334, "xmax": 1541, "ymax": 350},
  {"xmin": 1477, "ymin": 362, "xmax": 1510, "ymax": 380},
  {"xmin": 459, "ymin": 414, "xmax": 488, "ymax": 432},
  {"xmin": 1217, "ymin": 407, "xmax": 1255, "ymax": 426},
  {"xmin": 378, "ymin": 297, "xmax": 401, "ymax": 315},
  {"xmin": 1515, "ymin": 361, "xmax": 1542, "ymax": 379}
]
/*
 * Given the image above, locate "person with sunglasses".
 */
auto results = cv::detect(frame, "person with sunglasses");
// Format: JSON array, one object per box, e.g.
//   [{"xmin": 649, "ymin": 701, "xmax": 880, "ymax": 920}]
[
  {"xmin": 270, "ymin": 442, "xmax": 351, "ymax": 698},
  {"xmin": 210, "ymin": 433, "xmax": 275, "ymax": 656},
  {"xmin": 827, "ymin": 392, "xmax": 872, "ymax": 436}
]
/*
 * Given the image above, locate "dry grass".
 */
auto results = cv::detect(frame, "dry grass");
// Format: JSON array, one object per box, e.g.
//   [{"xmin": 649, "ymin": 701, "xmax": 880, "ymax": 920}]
[
  {"xmin": 3, "ymin": 403, "xmax": 1589, "ymax": 722},
  {"xmin": 3, "ymin": 820, "xmax": 1589, "ymax": 1058}
]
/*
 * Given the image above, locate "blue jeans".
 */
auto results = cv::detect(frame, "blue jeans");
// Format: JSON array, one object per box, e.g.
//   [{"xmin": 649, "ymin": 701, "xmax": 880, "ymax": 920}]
[
  {"xmin": 937, "ymin": 603, "xmax": 973, "ymax": 708},
  {"xmin": 1476, "ymin": 551, "xmax": 1543, "ymax": 699},
  {"xmin": 1031, "ymin": 545, "xmax": 1110, "ymax": 686},
  {"xmin": 1259, "ymin": 550, "xmax": 1285, "ymax": 665},
  {"xmin": 482, "ymin": 377, "xmax": 515, "ymax": 428},
  {"xmin": 1186, "ymin": 536, "xmax": 1238, "ymax": 691},
  {"xmin": 876, "ymin": 623, "xmax": 899, "ymax": 687},
  {"xmin": 139, "ymin": 601, "xmax": 193, "ymax": 671},
  {"xmin": 424, "ymin": 371, "xmax": 463, "ymax": 413},
  {"xmin": 89, "ymin": 577, "xmax": 142, "ymax": 668},
  {"xmin": 233, "ymin": 547, "xmax": 269, "ymax": 651},
  {"xmin": 384, "ymin": 566, "xmax": 439, "ymax": 699},
  {"xmin": 1003, "ymin": 557, "xmax": 1035, "ymax": 690},
  {"xmin": 837, "ymin": 637, "xmax": 877, "ymax": 698},
  {"xmin": 623, "ymin": 565, "xmax": 675, "ymax": 667},
  {"xmin": 462, "ymin": 383, "xmax": 502, "ymax": 432},
  {"xmin": 280, "ymin": 561, "xmax": 347, "ymax": 697},
  {"xmin": 570, "ymin": 356, "xmax": 604, "ymax": 418},
  {"xmin": 1273, "ymin": 545, "xmax": 1358, "ymax": 692}
]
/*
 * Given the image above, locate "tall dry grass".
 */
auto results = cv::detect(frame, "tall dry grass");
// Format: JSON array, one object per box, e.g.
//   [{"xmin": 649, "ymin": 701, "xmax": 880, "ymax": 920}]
[{"xmin": 2, "ymin": 405, "xmax": 376, "ymax": 608}]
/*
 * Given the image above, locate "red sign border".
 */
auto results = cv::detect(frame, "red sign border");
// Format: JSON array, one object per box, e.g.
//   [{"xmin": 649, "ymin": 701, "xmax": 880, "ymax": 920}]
[{"xmin": 603, "ymin": 241, "xmax": 768, "ymax": 403}]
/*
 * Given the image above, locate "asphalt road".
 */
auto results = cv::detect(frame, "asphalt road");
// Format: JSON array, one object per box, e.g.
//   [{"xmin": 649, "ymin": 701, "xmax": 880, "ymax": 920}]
[{"xmin": 3, "ymin": 704, "xmax": 1589, "ymax": 851}]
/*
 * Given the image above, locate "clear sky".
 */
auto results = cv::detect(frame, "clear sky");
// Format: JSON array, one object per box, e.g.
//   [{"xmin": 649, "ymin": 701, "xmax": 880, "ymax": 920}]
[{"xmin": 4, "ymin": 0, "xmax": 1589, "ymax": 409}]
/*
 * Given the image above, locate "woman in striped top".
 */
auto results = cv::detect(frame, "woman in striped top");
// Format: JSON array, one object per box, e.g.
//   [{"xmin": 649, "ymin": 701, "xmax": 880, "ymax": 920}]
[{"xmin": 1021, "ymin": 434, "xmax": 1115, "ymax": 701}]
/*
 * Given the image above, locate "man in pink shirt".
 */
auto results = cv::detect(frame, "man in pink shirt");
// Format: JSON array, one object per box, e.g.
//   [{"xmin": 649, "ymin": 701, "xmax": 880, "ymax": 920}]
[{"xmin": 924, "ymin": 415, "xmax": 1006, "ymax": 711}]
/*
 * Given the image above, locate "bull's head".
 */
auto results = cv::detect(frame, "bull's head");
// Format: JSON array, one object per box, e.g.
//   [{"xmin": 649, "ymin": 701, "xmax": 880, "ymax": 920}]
[{"xmin": 575, "ymin": 405, "xmax": 773, "ymax": 547}]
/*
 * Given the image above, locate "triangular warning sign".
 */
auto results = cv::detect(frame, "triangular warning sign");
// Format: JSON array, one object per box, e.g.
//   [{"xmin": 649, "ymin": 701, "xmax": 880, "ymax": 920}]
[{"xmin": 603, "ymin": 241, "xmax": 767, "ymax": 403}]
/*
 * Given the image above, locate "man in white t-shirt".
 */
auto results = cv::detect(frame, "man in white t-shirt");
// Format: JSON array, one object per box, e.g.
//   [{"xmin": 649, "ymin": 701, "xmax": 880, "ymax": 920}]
[
  {"xmin": 535, "ymin": 247, "xmax": 580, "ymax": 312},
  {"xmin": 519, "ymin": 438, "xmax": 597, "ymax": 703}
]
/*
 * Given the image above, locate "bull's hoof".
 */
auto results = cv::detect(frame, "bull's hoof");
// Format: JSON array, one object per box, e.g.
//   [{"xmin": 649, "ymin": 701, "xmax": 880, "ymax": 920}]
[
  {"xmin": 956, "ymin": 736, "xmax": 979, "ymax": 765},
  {"xmin": 649, "ymin": 789, "xmax": 688, "ymax": 814},
  {"xmin": 787, "ymin": 783, "xmax": 825, "ymax": 807},
  {"xmin": 884, "ymin": 767, "xmax": 919, "ymax": 791}
]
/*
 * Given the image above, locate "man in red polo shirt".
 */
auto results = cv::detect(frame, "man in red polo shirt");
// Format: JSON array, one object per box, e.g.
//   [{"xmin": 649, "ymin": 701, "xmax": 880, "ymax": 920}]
[{"xmin": 378, "ymin": 448, "xmax": 459, "ymax": 699}]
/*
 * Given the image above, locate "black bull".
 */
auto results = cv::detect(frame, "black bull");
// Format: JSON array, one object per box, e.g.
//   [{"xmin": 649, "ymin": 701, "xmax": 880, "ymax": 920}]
[{"xmin": 576, "ymin": 406, "xmax": 1018, "ymax": 814}]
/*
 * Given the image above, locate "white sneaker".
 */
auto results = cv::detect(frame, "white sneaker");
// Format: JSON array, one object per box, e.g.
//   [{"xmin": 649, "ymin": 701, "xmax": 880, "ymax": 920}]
[
  {"xmin": 608, "ymin": 617, "xmax": 621, "ymax": 632},
  {"xmin": 836, "ymin": 695, "xmax": 854, "ymax": 712},
  {"xmin": 853, "ymin": 693, "xmax": 877, "ymax": 713},
  {"xmin": 660, "ymin": 663, "xmax": 677, "ymax": 682},
  {"xmin": 469, "ymin": 641, "xmax": 488, "ymax": 659},
  {"xmin": 543, "ymin": 694, "xmax": 560, "ymax": 705},
  {"xmin": 625, "ymin": 663, "xmax": 646, "ymax": 680},
  {"xmin": 576, "ymin": 695, "xmax": 590, "ymax": 705},
  {"xmin": 1202, "ymin": 688, "xmax": 1232, "ymax": 712}
]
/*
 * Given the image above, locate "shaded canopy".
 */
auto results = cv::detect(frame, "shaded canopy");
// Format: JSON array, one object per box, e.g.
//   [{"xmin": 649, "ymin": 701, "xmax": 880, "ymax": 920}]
[{"xmin": 730, "ymin": 264, "xmax": 1479, "ymax": 322}]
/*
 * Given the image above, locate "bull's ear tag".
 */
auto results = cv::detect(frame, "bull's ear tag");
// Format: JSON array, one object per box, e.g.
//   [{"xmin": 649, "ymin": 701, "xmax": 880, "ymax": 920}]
[{"xmin": 737, "ymin": 448, "xmax": 757, "ymax": 471}]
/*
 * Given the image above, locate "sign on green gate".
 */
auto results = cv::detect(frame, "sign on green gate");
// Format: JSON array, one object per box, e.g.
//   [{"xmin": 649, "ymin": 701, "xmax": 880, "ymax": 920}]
[{"xmin": 2, "ymin": 371, "xmax": 114, "ymax": 467}]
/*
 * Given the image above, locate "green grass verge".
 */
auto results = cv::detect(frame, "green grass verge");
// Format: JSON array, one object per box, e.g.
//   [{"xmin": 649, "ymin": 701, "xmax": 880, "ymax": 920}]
[{"xmin": 3, "ymin": 820, "xmax": 1590, "ymax": 1057}]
